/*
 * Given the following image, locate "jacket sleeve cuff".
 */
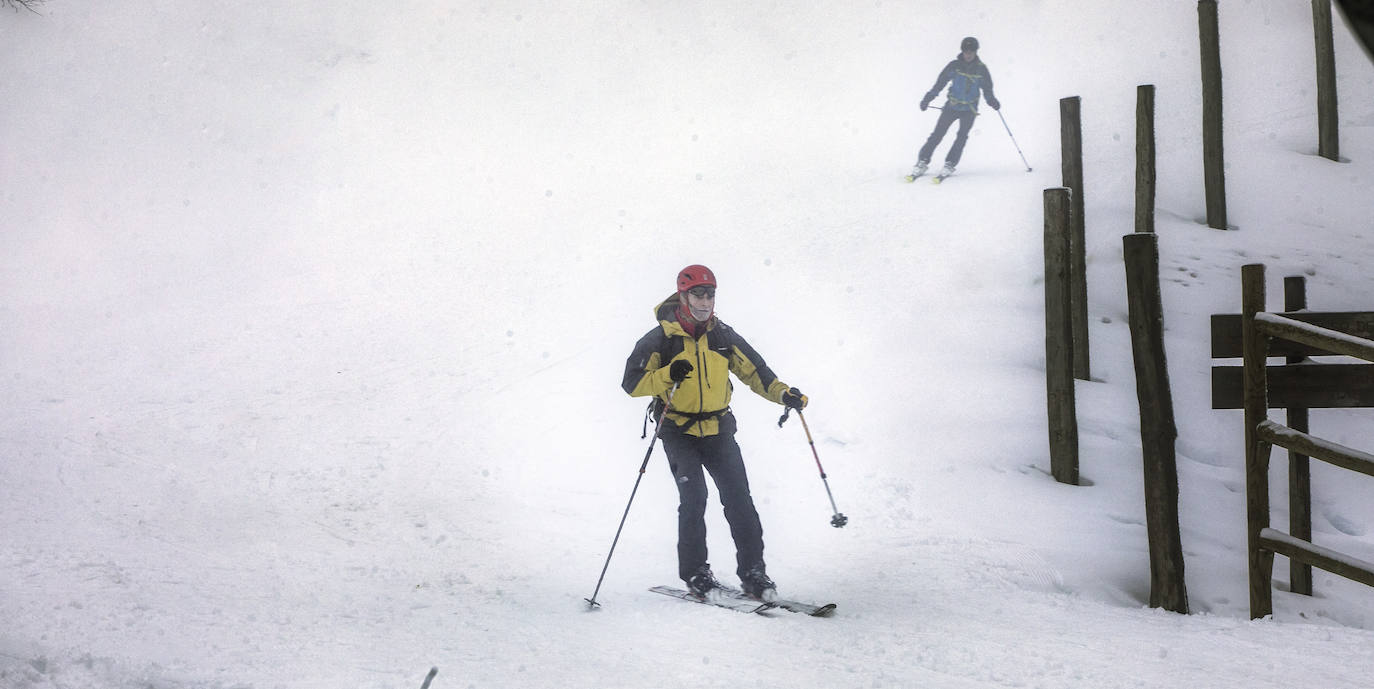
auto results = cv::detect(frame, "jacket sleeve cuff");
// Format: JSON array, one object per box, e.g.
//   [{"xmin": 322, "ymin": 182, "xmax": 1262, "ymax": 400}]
[{"xmin": 768, "ymin": 380, "xmax": 789, "ymax": 405}]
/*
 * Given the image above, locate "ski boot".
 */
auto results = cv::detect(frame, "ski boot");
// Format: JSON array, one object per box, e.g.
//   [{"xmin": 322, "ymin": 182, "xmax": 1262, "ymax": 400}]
[
  {"xmin": 740, "ymin": 565, "xmax": 778, "ymax": 603},
  {"xmin": 904, "ymin": 160, "xmax": 929, "ymax": 183},
  {"xmin": 685, "ymin": 565, "xmax": 725, "ymax": 601}
]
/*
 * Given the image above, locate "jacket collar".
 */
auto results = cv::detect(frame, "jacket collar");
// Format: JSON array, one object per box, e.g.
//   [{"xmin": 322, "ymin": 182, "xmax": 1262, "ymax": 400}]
[{"xmin": 655, "ymin": 293, "xmax": 715, "ymax": 338}]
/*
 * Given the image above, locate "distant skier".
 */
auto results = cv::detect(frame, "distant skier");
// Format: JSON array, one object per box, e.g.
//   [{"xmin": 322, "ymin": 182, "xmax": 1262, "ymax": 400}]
[
  {"xmin": 621, "ymin": 264, "xmax": 808, "ymax": 603},
  {"xmin": 908, "ymin": 36, "xmax": 1001, "ymax": 181}
]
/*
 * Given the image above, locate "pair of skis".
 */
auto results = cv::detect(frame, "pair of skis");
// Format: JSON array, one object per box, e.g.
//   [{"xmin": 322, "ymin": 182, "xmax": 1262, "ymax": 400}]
[
  {"xmin": 649, "ymin": 585, "xmax": 836, "ymax": 617},
  {"xmin": 903, "ymin": 169, "xmax": 953, "ymax": 184}
]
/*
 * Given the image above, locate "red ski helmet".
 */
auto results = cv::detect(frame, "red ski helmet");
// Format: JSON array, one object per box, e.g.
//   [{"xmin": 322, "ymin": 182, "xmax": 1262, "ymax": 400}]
[{"xmin": 676, "ymin": 264, "xmax": 717, "ymax": 293}]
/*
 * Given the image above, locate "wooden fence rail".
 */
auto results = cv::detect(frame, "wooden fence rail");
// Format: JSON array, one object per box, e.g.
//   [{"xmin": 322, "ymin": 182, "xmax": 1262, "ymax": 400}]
[
  {"xmin": 1255, "ymin": 312, "xmax": 1374, "ymax": 360},
  {"xmin": 1260, "ymin": 528, "xmax": 1374, "ymax": 589},
  {"xmin": 1211, "ymin": 312, "xmax": 1374, "ymax": 357},
  {"xmin": 1258, "ymin": 420, "xmax": 1374, "ymax": 477}
]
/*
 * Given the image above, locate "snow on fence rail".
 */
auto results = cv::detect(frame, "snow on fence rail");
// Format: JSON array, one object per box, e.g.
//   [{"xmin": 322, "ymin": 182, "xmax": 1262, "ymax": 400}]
[{"xmin": 1211, "ymin": 263, "xmax": 1374, "ymax": 619}]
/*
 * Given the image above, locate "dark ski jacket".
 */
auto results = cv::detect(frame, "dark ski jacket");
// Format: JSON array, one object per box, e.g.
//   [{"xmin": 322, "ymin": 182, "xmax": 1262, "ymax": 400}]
[
  {"xmin": 924, "ymin": 55, "xmax": 996, "ymax": 113},
  {"xmin": 622, "ymin": 294, "xmax": 791, "ymax": 437}
]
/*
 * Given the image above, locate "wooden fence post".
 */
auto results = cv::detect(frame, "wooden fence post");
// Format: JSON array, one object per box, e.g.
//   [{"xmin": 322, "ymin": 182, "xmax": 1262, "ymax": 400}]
[
  {"xmin": 1285, "ymin": 275, "xmax": 1314, "ymax": 596},
  {"xmin": 1123, "ymin": 232, "xmax": 1189, "ymax": 613},
  {"xmin": 1059, "ymin": 96, "xmax": 1090, "ymax": 380},
  {"xmin": 1136, "ymin": 85, "xmax": 1157, "ymax": 235},
  {"xmin": 1242, "ymin": 263, "xmax": 1274, "ymax": 618},
  {"xmin": 1198, "ymin": 0, "xmax": 1229, "ymax": 230},
  {"xmin": 1044, "ymin": 188, "xmax": 1079, "ymax": 486},
  {"xmin": 1314, "ymin": 0, "xmax": 1340, "ymax": 161}
]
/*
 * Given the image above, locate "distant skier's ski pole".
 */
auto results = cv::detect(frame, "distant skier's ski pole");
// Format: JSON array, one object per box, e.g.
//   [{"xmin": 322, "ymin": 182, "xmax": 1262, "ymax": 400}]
[
  {"xmin": 996, "ymin": 109, "xmax": 1033, "ymax": 172},
  {"xmin": 779, "ymin": 407, "xmax": 848, "ymax": 528},
  {"xmin": 585, "ymin": 383, "xmax": 679, "ymax": 609}
]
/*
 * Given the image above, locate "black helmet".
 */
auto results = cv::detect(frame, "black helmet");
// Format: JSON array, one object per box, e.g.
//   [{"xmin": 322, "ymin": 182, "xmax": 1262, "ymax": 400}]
[{"xmin": 961, "ymin": 36, "xmax": 979, "ymax": 52}]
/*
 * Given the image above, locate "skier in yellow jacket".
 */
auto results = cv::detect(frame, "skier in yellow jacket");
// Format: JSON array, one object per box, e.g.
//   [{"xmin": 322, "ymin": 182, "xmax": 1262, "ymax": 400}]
[{"xmin": 621, "ymin": 264, "xmax": 807, "ymax": 602}]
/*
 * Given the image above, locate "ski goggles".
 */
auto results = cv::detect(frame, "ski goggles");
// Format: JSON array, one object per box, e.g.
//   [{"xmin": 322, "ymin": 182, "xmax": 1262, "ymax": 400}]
[{"xmin": 686, "ymin": 286, "xmax": 716, "ymax": 299}]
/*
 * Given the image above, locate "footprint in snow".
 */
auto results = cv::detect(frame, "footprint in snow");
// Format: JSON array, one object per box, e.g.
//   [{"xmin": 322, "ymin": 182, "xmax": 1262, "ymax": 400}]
[{"xmin": 1322, "ymin": 508, "xmax": 1366, "ymax": 537}]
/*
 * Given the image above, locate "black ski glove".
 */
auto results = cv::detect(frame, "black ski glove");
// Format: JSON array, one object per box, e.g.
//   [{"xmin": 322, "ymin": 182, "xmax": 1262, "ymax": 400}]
[
  {"xmin": 782, "ymin": 387, "xmax": 808, "ymax": 410},
  {"xmin": 920, "ymin": 95, "xmax": 933, "ymax": 111},
  {"xmin": 987, "ymin": 96, "xmax": 1001, "ymax": 111},
  {"xmin": 668, "ymin": 359, "xmax": 694, "ymax": 383}
]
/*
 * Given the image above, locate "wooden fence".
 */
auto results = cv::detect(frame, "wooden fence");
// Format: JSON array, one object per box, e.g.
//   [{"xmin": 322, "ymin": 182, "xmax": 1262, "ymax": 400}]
[
  {"xmin": 1037, "ymin": 1, "xmax": 1358, "ymax": 617},
  {"xmin": 1211, "ymin": 263, "xmax": 1374, "ymax": 619}
]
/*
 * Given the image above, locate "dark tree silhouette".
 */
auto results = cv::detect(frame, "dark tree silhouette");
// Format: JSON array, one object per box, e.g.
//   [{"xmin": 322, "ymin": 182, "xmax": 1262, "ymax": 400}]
[
  {"xmin": 3, "ymin": 0, "xmax": 47, "ymax": 13},
  {"xmin": 1337, "ymin": 0, "xmax": 1374, "ymax": 62}
]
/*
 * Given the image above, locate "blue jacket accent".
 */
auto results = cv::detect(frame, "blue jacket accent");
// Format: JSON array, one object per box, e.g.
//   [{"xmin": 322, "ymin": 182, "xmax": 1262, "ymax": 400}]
[{"xmin": 924, "ymin": 55, "xmax": 996, "ymax": 113}]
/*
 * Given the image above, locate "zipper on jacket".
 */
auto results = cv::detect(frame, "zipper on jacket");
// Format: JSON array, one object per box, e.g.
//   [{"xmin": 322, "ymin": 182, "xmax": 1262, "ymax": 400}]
[{"xmin": 696, "ymin": 336, "xmax": 707, "ymax": 405}]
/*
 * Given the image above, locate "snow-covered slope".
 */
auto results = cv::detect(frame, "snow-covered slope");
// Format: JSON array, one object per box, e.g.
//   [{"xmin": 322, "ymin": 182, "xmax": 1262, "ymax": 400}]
[{"xmin": 3, "ymin": 2, "xmax": 1374, "ymax": 687}]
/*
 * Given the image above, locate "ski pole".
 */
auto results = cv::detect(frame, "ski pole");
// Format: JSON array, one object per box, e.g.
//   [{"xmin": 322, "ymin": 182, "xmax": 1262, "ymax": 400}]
[
  {"xmin": 778, "ymin": 407, "xmax": 848, "ymax": 528},
  {"xmin": 585, "ymin": 383, "xmax": 679, "ymax": 609},
  {"xmin": 995, "ymin": 109, "xmax": 1033, "ymax": 172}
]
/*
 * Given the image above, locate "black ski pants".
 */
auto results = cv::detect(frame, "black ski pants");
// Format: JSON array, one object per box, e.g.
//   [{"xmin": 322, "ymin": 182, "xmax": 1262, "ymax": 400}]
[
  {"xmin": 918, "ymin": 107, "xmax": 978, "ymax": 168},
  {"xmin": 660, "ymin": 424, "xmax": 765, "ymax": 583}
]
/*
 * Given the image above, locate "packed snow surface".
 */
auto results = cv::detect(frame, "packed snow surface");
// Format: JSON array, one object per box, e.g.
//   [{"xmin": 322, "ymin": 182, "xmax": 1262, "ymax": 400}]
[{"xmin": 3, "ymin": 2, "xmax": 1374, "ymax": 688}]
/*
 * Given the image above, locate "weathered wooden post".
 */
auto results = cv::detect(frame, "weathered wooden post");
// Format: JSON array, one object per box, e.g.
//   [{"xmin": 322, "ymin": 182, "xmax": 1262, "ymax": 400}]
[
  {"xmin": 1136, "ymin": 85, "xmax": 1157, "ymax": 235},
  {"xmin": 1044, "ymin": 188, "xmax": 1079, "ymax": 486},
  {"xmin": 1284, "ymin": 275, "xmax": 1314, "ymax": 596},
  {"xmin": 1198, "ymin": 0, "xmax": 1229, "ymax": 230},
  {"xmin": 1123, "ymin": 232, "xmax": 1189, "ymax": 613},
  {"xmin": 1314, "ymin": 0, "xmax": 1340, "ymax": 161},
  {"xmin": 1059, "ymin": 96, "xmax": 1090, "ymax": 380},
  {"xmin": 1242, "ymin": 264, "xmax": 1274, "ymax": 619}
]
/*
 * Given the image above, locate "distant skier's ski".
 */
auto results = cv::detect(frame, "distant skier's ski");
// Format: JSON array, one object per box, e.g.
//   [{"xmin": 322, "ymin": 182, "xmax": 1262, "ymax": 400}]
[
  {"xmin": 902, "ymin": 172, "xmax": 925, "ymax": 183},
  {"xmin": 649, "ymin": 586, "xmax": 776, "ymax": 614},
  {"xmin": 932, "ymin": 171, "xmax": 953, "ymax": 184},
  {"xmin": 718, "ymin": 586, "xmax": 836, "ymax": 617}
]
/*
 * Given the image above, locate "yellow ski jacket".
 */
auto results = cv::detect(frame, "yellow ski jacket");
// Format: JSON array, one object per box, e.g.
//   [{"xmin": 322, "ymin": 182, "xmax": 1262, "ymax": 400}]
[{"xmin": 622, "ymin": 294, "xmax": 791, "ymax": 437}]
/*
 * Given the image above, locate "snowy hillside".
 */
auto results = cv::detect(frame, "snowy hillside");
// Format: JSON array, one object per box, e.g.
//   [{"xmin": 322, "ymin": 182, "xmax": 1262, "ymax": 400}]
[{"xmin": 3, "ymin": 2, "xmax": 1374, "ymax": 688}]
